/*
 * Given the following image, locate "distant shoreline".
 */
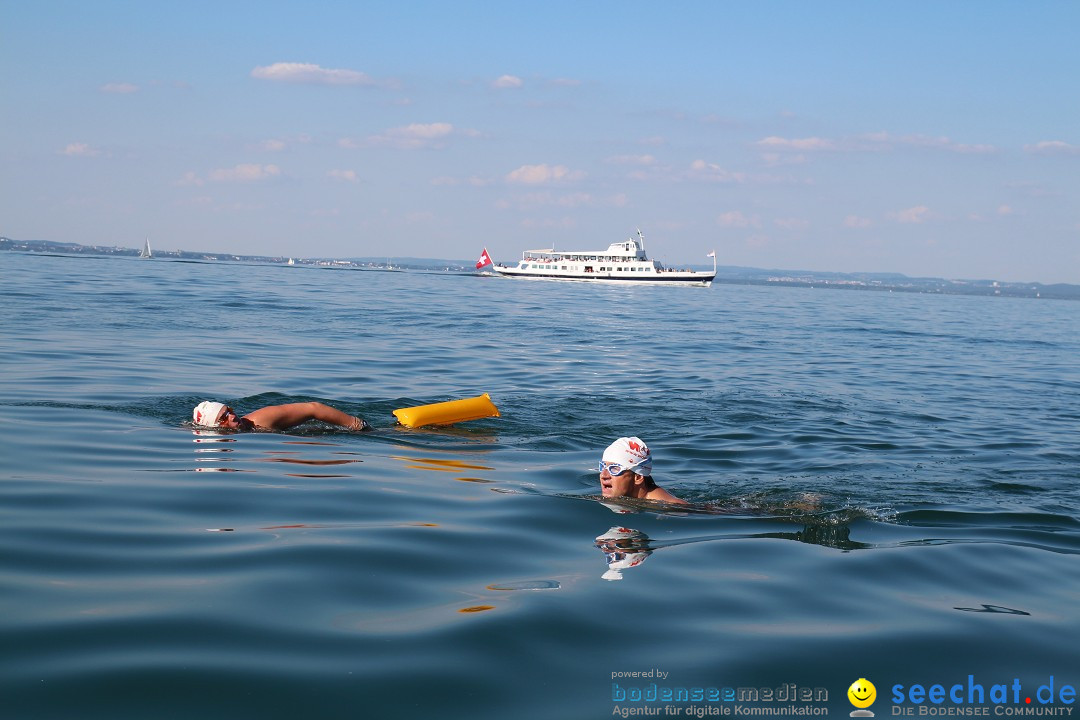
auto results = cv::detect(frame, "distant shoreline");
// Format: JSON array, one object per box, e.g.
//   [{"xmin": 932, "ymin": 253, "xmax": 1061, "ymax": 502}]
[{"xmin": 2, "ymin": 236, "xmax": 1076, "ymax": 300}]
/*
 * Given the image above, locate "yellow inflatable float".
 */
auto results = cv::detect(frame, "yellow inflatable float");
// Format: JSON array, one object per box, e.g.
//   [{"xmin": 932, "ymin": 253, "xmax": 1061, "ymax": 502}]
[{"xmin": 393, "ymin": 393, "xmax": 500, "ymax": 429}]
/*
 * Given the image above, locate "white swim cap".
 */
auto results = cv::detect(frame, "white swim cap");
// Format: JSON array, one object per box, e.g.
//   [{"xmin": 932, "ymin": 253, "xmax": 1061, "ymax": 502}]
[
  {"xmin": 602, "ymin": 437, "xmax": 652, "ymax": 476},
  {"xmin": 193, "ymin": 401, "xmax": 227, "ymax": 427}
]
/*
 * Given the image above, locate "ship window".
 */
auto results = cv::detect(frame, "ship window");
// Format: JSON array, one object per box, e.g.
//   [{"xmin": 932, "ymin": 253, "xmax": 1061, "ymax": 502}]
[{"xmin": 521, "ymin": 264, "xmax": 530, "ymax": 269}]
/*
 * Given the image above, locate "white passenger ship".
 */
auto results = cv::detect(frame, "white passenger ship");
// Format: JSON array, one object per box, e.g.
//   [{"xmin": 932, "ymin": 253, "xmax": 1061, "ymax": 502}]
[{"xmin": 491, "ymin": 230, "xmax": 715, "ymax": 287}]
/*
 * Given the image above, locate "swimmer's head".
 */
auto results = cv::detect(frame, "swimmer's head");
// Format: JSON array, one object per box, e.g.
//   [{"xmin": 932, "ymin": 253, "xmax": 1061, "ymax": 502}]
[
  {"xmin": 193, "ymin": 401, "xmax": 228, "ymax": 428},
  {"xmin": 601, "ymin": 437, "xmax": 652, "ymax": 477}
]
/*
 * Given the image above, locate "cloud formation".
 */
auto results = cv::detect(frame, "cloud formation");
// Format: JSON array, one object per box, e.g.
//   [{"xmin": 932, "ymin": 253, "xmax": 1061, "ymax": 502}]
[
  {"xmin": 888, "ymin": 205, "xmax": 931, "ymax": 224},
  {"xmin": 208, "ymin": 164, "xmax": 281, "ymax": 182},
  {"xmin": 861, "ymin": 132, "xmax": 996, "ymax": 154},
  {"xmin": 1024, "ymin": 140, "xmax": 1079, "ymax": 155},
  {"xmin": 251, "ymin": 62, "xmax": 374, "ymax": 86},
  {"xmin": 59, "ymin": 142, "xmax": 102, "ymax": 157},
  {"xmin": 367, "ymin": 122, "xmax": 456, "ymax": 149},
  {"xmin": 758, "ymin": 132, "xmax": 996, "ymax": 155},
  {"xmin": 757, "ymin": 136, "xmax": 836, "ymax": 151},
  {"xmin": 505, "ymin": 164, "xmax": 584, "ymax": 185},
  {"xmin": 328, "ymin": 169, "xmax": 358, "ymax": 183},
  {"xmin": 717, "ymin": 210, "xmax": 761, "ymax": 228},
  {"xmin": 492, "ymin": 74, "xmax": 523, "ymax": 89},
  {"xmin": 688, "ymin": 160, "xmax": 747, "ymax": 184}
]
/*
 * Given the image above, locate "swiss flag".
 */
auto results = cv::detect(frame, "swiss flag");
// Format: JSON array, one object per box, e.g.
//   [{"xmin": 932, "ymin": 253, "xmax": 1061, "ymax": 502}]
[{"xmin": 476, "ymin": 248, "xmax": 493, "ymax": 269}]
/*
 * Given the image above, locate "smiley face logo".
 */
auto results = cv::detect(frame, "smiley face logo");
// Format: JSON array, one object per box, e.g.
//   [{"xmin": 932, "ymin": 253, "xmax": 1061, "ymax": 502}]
[{"xmin": 848, "ymin": 678, "xmax": 876, "ymax": 709}]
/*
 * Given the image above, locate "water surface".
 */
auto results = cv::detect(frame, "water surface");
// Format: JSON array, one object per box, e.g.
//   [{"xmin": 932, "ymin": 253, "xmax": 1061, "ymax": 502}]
[{"xmin": 2, "ymin": 252, "xmax": 1078, "ymax": 719}]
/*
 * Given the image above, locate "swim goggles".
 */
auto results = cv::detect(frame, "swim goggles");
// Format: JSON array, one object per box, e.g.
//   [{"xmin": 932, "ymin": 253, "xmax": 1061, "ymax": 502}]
[{"xmin": 598, "ymin": 460, "xmax": 633, "ymax": 476}]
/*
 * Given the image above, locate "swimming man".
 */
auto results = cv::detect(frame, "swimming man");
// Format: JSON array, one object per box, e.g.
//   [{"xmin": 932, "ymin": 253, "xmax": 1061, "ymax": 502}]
[
  {"xmin": 193, "ymin": 400, "xmax": 370, "ymax": 432},
  {"xmin": 599, "ymin": 436, "xmax": 687, "ymax": 505}
]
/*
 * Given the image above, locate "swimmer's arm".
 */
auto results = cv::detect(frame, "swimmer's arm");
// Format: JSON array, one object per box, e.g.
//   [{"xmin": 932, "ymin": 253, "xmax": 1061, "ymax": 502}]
[{"xmin": 244, "ymin": 402, "xmax": 370, "ymax": 431}]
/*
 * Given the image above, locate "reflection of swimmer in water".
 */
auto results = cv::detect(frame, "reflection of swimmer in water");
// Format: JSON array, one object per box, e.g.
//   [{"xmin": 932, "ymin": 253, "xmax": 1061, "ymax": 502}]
[
  {"xmin": 193, "ymin": 400, "xmax": 370, "ymax": 432},
  {"xmin": 593, "ymin": 521, "xmax": 866, "ymax": 582},
  {"xmin": 599, "ymin": 437, "xmax": 687, "ymax": 505},
  {"xmin": 594, "ymin": 526, "xmax": 654, "ymax": 580}
]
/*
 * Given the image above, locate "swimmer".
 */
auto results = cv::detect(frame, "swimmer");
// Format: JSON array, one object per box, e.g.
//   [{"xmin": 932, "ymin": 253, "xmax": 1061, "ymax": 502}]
[
  {"xmin": 192, "ymin": 400, "xmax": 370, "ymax": 432},
  {"xmin": 599, "ymin": 437, "xmax": 687, "ymax": 505}
]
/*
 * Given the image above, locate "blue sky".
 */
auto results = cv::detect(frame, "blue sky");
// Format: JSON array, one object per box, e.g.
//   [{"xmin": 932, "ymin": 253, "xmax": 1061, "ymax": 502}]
[{"xmin": 3, "ymin": 1, "xmax": 1078, "ymax": 282}]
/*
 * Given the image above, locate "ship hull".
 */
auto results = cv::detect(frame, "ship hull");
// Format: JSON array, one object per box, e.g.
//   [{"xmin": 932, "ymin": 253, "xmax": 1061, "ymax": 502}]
[{"xmin": 493, "ymin": 266, "xmax": 713, "ymax": 287}]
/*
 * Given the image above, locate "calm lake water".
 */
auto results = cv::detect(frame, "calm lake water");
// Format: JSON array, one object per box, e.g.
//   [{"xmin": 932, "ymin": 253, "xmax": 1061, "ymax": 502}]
[{"xmin": 2, "ymin": 251, "xmax": 1078, "ymax": 719}]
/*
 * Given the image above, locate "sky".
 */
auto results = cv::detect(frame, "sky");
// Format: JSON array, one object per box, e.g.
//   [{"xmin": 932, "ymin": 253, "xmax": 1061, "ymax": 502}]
[{"xmin": 2, "ymin": 1, "xmax": 1078, "ymax": 283}]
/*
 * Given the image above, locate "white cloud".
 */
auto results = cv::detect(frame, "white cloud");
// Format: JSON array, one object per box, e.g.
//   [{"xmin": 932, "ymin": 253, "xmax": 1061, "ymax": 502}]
[
  {"xmin": 492, "ymin": 74, "xmax": 523, "ymax": 89},
  {"xmin": 862, "ymin": 132, "xmax": 995, "ymax": 154},
  {"xmin": 59, "ymin": 142, "xmax": 102, "ymax": 157},
  {"xmin": 176, "ymin": 171, "xmax": 204, "ymax": 187},
  {"xmin": 505, "ymin": 164, "xmax": 584, "ymax": 185},
  {"xmin": 888, "ymin": 205, "xmax": 931, "ymax": 224},
  {"xmin": 208, "ymin": 164, "xmax": 281, "ymax": 182},
  {"xmin": 365, "ymin": 123, "xmax": 459, "ymax": 149},
  {"xmin": 260, "ymin": 139, "xmax": 287, "ymax": 152},
  {"xmin": 844, "ymin": 215, "xmax": 873, "ymax": 228},
  {"xmin": 688, "ymin": 159, "xmax": 747, "ymax": 183},
  {"xmin": 251, "ymin": 62, "xmax": 374, "ymax": 86},
  {"xmin": 396, "ymin": 123, "xmax": 453, "ymax": 139},
  {"xmin": 328, "ymin": 169, "xmax": 358, "ymax": 183},
  {"xmin": 756, "ymin": 132, "xmax": 996, "ymax": 156},
  {"xmin": 717, "ymin": 210, "xmax": 761, "ymax": 228},
  {"xmin": 100, "ymin": 82, "xmax": 139, "ymax": 94},
  {"xmin": 756, "ymin": 136, "xmax": 836, "ymax": 151},
  {"xmin": 997, "ymin": 204, "xmax": 1014, "ymax": 216},
  {"xmin": 1024, "ymin": 140, "xmax": 1080, "ymax": 155}
]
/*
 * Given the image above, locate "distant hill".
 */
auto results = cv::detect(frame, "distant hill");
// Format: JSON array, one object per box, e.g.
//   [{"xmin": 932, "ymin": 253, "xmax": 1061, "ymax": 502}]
[{"xmin": 2, "ymin": 236, "xmax": 1077, "ymax": 300}]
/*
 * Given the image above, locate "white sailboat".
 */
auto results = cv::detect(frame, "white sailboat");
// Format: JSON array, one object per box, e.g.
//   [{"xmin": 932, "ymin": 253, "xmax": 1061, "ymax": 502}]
[{"xmin": 139, "ymin": 237, "xmax": 152, "ymax": 259}]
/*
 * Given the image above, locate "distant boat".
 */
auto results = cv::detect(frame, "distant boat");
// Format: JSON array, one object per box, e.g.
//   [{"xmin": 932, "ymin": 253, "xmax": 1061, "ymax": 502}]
[
  {"xmin": 139, "ymin": 238, "xmax": 152, "ymax": 259},
  {"xmin": 490, "ymin": 229, "xmax": 715, "ymax": 287},
  {"xmin": 287, "ymin": 257, "xmax": 295, "ymax": 265}
]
